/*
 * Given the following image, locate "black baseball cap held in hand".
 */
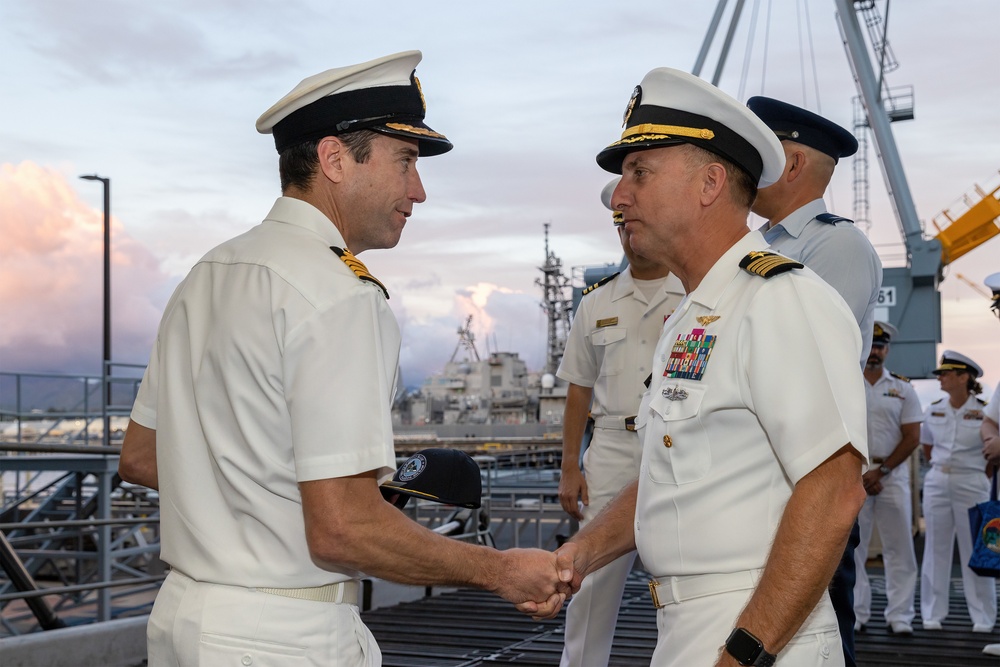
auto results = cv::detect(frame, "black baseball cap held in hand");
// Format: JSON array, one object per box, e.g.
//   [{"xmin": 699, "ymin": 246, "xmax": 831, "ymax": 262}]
[{"xmin": 379, "ymin": 448, "xmax": 482, "ymax": 509}]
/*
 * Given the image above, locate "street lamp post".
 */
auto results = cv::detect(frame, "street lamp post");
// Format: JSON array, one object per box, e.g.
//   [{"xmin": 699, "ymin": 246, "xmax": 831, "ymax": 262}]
[{"xmin": 79, "ymin": 175, "xmax": 111, "ymax": 444}]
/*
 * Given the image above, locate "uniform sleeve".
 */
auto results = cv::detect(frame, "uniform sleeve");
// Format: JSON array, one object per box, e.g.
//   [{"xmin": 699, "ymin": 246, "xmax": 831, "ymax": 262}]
[
  {"xmin": 799, "ymin": 225, "xmax": 882, "ymax": 329},
  {"xmin": 283, "ymin": 286, "xmax": 399, "ymax": 483},
  {"xmin": 130, "ymin": 337, "xmax": 159, "ymax": 429},
  {"xmin": 920, "ymin": 406, "xmax": 936, "ymax": 445},
  {"xmin": 743, "ymin": 274, "xmax": 868, "ymax": 484},
  {"xmin": 986, "ymin": 390, "xmax": 1000, "ymax": 423},
  {"xmin": 556, "ymin": 295, "xmax": 600, "ymax": 388},
  {"xmin": 899, "ymin": 382, "xmax": 924, "ymax": 424}
]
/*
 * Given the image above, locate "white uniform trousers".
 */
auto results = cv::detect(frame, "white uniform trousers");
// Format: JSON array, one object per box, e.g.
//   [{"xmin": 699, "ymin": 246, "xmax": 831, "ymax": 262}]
[
  {"xmin": 148, "ymin": 570, "xmax": 380, "ymax": 667},
  {"xmin": 920, "ymin": 468, "xmax": 997, "ymax": 629},
  {"xmin": 853, "ymin": 473, "xmax": 917, "ymax": 625},
  {"xmin": 560, "ymin": 427, "xmax": 642, "ymax": 667},
  {"xmin": 650, "ymin": 581, "xmax": 843, "ymax": 666}
]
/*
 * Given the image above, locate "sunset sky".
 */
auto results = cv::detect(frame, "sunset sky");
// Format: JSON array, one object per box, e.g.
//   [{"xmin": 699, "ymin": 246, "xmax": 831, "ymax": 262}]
[{"xmin": 2, "ymin": 0, "xmax": 998, "ymax": 406}]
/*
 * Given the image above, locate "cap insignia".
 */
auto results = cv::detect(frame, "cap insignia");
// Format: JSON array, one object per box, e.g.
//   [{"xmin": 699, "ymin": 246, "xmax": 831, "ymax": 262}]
[
  {"xmin": 398, "ymin": 453, "xmax": 427, "ymax": 481},
  {"xmin": 331, "ymin": 246, "xmax": 390, "ymax": 299},
  {"xmin": 696, "ymin": 315, "xmax": 720, "ymax": 326},
  {"xmin": 414, "ymin": 74, "xmax": 426, "ymax": 112},
  {"xmin": 740, "ymin": 250, "xmax": 803, "ymax": 279},
  {"xmin": 623, "ymin": 85, "xmax": 642, "ymax": 127}
]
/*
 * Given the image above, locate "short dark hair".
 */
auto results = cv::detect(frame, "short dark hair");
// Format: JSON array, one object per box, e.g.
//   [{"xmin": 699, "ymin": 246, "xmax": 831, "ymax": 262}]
[
  {"xmin": 278, "ymin": 130, "xmax": 379, "ymax": 193},
  {"xmin": 682, "ymin": 145, "xmax": 758, "ymax": 210}
]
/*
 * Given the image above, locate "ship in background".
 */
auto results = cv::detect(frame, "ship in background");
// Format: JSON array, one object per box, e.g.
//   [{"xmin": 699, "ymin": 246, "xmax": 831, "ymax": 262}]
[{"xmin": 392, "ymin": 223, "xmax": 615, "ymax": 443}]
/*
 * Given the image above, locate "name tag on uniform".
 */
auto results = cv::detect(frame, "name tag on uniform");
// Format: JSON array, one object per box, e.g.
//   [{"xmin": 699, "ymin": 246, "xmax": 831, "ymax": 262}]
[{"xmin": 596, "ymin": 317, "xmax": 618, "ymax": 328}]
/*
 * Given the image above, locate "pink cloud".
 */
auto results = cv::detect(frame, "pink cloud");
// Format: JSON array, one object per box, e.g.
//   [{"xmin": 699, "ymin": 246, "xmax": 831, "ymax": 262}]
[{"xmin": 0, "ymin": 162, "xmax": 171, "ymax": 374}]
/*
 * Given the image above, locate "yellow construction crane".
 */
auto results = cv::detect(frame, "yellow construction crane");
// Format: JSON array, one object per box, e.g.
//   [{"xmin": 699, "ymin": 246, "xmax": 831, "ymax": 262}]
[{"xmin": 931, "ymin": 172, "xmax": 1000, "ymax": 266}]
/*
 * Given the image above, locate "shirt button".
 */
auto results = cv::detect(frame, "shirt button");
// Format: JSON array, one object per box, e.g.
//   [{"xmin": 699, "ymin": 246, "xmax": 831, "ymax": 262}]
[
  {"xmin": 242, "ymin": 655, "xmax": 253, "ymax": 666},
  {"xmin": 663, "ymin": 435, "xmax": 672, "ymax": 448},
  {"xmin": 820, "ymin": 644, "xmax": 831, "ymax": 657}
]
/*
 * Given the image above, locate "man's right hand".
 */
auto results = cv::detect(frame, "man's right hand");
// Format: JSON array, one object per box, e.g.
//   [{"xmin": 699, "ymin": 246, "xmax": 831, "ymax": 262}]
[{"xmin": 559, "ymin": 467, "xmax": 588, "ymax": 520}]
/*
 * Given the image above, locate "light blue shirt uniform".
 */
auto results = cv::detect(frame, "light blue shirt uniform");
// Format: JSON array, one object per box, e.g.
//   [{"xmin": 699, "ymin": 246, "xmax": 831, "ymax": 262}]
[{"xmin": 761, "ymin": 198, "xmax": 883, "ymax": 364}]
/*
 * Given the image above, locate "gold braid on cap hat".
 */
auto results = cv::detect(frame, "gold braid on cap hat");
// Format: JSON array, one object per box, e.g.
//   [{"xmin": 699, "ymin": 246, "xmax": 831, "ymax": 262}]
[{"xmin": 621, "ymin": 123, "xmax": 716, "ymax": 141}]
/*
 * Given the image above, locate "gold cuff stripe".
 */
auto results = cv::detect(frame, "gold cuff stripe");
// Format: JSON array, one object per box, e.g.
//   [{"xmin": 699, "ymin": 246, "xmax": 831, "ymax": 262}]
[
  {"xmin": 621, "ymin": 123, "xmax": 715, "ymax": 141},
  {"xmin": 384, "ymin": 122, "xmax": 446, "ymax": 138}
]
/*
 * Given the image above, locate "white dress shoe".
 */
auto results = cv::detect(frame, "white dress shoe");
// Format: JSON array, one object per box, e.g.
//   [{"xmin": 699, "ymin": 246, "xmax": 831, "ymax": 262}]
[
  {"xmin": 983, "ymin": 643, "xmax": 1000, "ymax": 656},
  {"xmin": 922, "ymin": 620, "xmax": 942, "ymax": 630},
  {"xmin": 973, "ymin": 623, "xmax": 994, "ymax": 633},
  {"xmin": 890, "ymin": 621, "xmax": 913, "ymax": 635}
]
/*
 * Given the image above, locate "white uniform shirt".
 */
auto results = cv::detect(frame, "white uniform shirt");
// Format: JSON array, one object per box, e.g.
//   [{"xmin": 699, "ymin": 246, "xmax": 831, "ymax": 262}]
[
  {"xmin": 131, "ymin": 197, "xmax": 399, "ymax": 587},
  {"xmin": 635, "ymin": 231, "xmax": 868, "ymax": 577},
  {"xmin": 921, "ymin": 395, "xmax": 989, "ymax": 474},
  {"xmin": 865, "ymin": 368, "xmax": 923, "ymax": 463},
  {"xmin": 761, "ymin": 198, "xmax": 883, "ymax": 364},
  {"xmin": 557, "ymin": 267, "xmax": 685, "ymax": 417}
]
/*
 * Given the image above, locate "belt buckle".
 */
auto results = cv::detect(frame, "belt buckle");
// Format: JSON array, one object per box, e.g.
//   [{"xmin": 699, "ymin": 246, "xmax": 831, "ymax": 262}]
[
  {"xmin": 625, "ymin": 416, "xmax": 637, "ymax": 432},
  {"xmin": 648, "ymin": 579, "xmax": 664, "ymax": 609}
]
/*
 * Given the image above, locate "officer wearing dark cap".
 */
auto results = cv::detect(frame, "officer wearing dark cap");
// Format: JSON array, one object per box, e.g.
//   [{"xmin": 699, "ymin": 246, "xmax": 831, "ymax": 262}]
[
  {"xmin": 120, "ymin": 51, "xmax": 571, "ymax": 666},
  {"xmin": 748, "ymin": 97, "xmax": 883, "ymax": 366},
  {"xmin": 747, "ymin": 97, "xmax": 883, "ymax": 666}
]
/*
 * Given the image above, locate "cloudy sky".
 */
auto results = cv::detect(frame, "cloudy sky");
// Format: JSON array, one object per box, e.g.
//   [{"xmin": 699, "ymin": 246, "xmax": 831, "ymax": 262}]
[{"xmin": 2, "ymin": 0, "xmax": 999, "ymax": 405}]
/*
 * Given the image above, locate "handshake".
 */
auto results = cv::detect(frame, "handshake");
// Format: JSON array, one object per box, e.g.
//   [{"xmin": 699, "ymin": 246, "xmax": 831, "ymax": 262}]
[{"xmin": 490, "ymin": 542, "xmax": 589, "ymax": 620}]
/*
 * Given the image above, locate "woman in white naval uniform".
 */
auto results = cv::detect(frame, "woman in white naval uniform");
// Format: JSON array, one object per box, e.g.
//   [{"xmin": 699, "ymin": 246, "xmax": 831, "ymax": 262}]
[{"xmin": 919, "ymin": 350, "xmax": 997, "ymax": 632}]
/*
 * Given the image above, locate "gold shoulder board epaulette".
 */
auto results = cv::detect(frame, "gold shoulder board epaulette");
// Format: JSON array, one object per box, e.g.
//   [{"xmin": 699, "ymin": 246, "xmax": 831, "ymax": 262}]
[
  {"xmin": 978, "ymin": 397, "xmax": 988, "ymax": 405},
  {"xmin": 931, "ymin": 398, "xmax": 943, "ymax": 404},
  {"xmin": 739, "ymin": 251, "xmax": 803, "ymax": 278},
  {"xmin": 330, "ymin": 246, "xmax": 389, "ymax": 300},
  {"xmin": 890, "ymin": 371, "xmax": 911, "ymax": 383},
  {"xmin": 582, "ymin": 272, "xmax": 620, "ymax": 296}
]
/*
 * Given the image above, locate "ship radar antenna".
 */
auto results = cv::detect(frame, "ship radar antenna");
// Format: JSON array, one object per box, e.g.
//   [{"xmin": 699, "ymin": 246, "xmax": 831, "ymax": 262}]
[
  {"xmin": 450, "ymin": 314, "xmax": 480, "ymax": 363},
  {"xmin": 535, "ymin": 223, "xmax": 574, "ymax": 375}
]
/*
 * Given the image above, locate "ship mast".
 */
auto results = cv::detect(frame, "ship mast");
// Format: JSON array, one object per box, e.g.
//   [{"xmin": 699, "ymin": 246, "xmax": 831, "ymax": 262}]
[{"xmin": 535, "ymin": 223, "xmax": 573, "ymax": 375}]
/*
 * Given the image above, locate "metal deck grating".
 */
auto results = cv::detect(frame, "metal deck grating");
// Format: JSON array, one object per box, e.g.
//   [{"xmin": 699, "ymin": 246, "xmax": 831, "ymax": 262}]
[{"xmin": 363, "ymin": 571, "xmax": 1000, "ymax": 666}]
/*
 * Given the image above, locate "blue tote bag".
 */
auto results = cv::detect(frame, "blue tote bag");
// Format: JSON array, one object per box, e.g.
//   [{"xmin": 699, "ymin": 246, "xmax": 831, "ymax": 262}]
[{"xmin": 968, "ymin": 471, "xmax": 1000, "ymax": 578}]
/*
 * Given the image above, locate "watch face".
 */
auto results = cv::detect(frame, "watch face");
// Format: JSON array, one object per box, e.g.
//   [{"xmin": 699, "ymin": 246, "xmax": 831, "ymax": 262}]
[{"xmin": 726, "ymin": 628, "xmax": 762, "ymax": 664}]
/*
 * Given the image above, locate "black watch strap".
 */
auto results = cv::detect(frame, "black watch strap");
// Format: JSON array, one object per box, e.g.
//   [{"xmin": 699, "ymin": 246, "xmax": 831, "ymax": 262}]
[{"xmin": 725, "ymin": 627, "xmax": 777, "ymax": 666}]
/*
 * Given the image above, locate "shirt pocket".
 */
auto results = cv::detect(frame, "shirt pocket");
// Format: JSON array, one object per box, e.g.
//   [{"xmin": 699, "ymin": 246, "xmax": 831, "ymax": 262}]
[
  {"xmin": 592, "ymin": 326, "xmax": 627, "ymax": 376},
  {"xmin": 645, "ymin": 382, "xmax": 712, "ymax": 485}
]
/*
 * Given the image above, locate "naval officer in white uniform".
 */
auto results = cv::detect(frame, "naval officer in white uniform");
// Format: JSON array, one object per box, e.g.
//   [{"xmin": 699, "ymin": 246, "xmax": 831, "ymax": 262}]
[
  {"xmin": 557, "ymin": 179, "xmax": 684, "ymax": 667},
  {"xmin": 119, "ymin": 51, "xmax": 572, "ymax": 666},
  {"xmin": 548, "ymin": 67, "xmax": 868, "ymax": 667},
  {"xmin": 852, "ymin": 321, "xmax": 922, "ymax": 635},
  {"xmin": 919, "ymin": 351, "xmax": 997, "ymax": 633}
]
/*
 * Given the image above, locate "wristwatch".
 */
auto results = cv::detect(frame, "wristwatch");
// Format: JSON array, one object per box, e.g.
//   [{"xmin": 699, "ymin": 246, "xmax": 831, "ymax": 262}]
[
  {"xmin": 725, "ymin": 627, "xmax": 776, "ymax": 666},
  {"xmin": 878, "ymin": 463, "xmax": 892, "ymax": 475}
]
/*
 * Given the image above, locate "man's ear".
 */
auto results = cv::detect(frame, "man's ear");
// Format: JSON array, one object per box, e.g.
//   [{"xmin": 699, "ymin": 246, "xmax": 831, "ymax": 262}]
[
  {"xmin": 700, "ymin": 162, "xmax": 728, "ymax": 206},
  {"xmin": 785, "ymin": 150, "xmax": 806, "ymax": 183},
  {"xmin": 317, "ymin": 136, "xmax": 346, "ymax": 184}
]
